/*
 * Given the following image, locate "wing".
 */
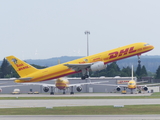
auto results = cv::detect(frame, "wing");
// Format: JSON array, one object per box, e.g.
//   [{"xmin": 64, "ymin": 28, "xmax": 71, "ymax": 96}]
[
  {"xmin": 20, "ymin": 83, "xmax": 56, "ymax": 87},
  {"xmin": 20, "ymin": 81, "xmax": 108, "ymax": 88},
  {"xmin": 91, "ymin": 83, "xmax": 128, "ymax": 87},
  {"xmin": 137, "ymin": 83, "xmax": 160, "ymax": 87},
  {"xmin": 64, "ymin": 63, "xmax": 92, "ymax": 71},
  {"xmin": 68, "ymin": 81, "xmax": 109, "ymax": 87}
]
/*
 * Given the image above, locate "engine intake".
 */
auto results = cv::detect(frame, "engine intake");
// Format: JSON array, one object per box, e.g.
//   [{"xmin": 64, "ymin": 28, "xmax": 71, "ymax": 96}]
[
  {"xmin": 143, "ymin": 87, "xmax": 148, "ymax": 91},
  {"xmin": 90, "ymin": 61, "xmax": 107, "ymax": 72},
  {"xmin": 43, "ymin": 87, "xmax": 49, "ymax": 92},
  {"xmin": 76, "ymin": 86, "xmax": 82, "ymax": 92},
  {"xmin": 116, "ymin": 87, "xmax": 121, "ymax": 91}
]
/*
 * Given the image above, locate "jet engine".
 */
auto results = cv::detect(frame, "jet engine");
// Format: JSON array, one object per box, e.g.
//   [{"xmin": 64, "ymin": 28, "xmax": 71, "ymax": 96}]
[
  {"xmin": 143, "ymin": 86, "xmax": 148, "ymax": 91},
  {"xmin": 90, "ymin": 61, "xmax": 107, "ymax": 72},
  {"xmin": 43, "ymin": 87, "xmax": 49, "ymax": 92},
  {"xmin": 116, "ymin": 87, "xmax": 121, "ymax": 91},
  {"xmin": 76, "ymin": 86, "xmax": 82, "ymax": 92}
]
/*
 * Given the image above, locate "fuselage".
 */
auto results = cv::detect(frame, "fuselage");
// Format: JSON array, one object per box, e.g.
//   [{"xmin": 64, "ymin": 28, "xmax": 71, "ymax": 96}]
[
  {"xmin": 55, "ymin": 78, "xmax": 69, "ymax": 90},
  {"xmin": 15, "ymin": 42, "xmax": 154, "ymax": 83},
  {"xmin": 128, "ymin": 80, "xmax": 137, "ymax": 89}
]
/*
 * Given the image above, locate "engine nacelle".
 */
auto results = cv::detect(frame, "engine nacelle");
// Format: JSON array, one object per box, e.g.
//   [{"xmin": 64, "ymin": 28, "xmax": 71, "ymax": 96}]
[
  {"xmin": 90, "ymin": 61, "xmax": 107, "ymax": 72},
  {"xmin": 116, "ymin": 87, "xmax": 121, "ymax": 91},
  {"xmin": 43, "ymin": 87, "xmax": 49, "ymax": 92},
  {"xmin": 143, "ymin": 87, "xmax": 148, "ymax": 91},
  {"xmin": 76, "ymin": 86, "xmax": 82, "ymax": 92}
]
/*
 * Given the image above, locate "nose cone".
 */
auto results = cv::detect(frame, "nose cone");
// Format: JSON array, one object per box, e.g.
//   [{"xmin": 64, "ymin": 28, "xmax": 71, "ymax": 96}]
[
  {"xmin": 151, "ymin": 45, "xmax": 154, "ymax": 50},
  {"xmin": 144, "ymin": 44, "xmax": 154, "ymax": 52}
]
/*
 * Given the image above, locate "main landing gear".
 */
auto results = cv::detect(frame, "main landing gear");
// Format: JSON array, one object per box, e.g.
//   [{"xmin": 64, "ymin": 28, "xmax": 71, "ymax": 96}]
[
  {"xmin": 81, "ymin": 75, "xmax": 89, "ymax": 80},
  {"xmin": 50, "ymin": 86, "xmax": 54, "ymax": 95},
  {"xmin": 81, "ymin": 69, "xmax": 89, "ymax": 80},
  {"xmin": 137, "ymin": 54, "xmax": 141, "ymax": 64},
  {"xmin": 130, "ymin": 89, "xmax": 133, "ymax": 94},
  {"xmin": 70, "ymin": 86, "xmax": 74, "ymax": 94}
]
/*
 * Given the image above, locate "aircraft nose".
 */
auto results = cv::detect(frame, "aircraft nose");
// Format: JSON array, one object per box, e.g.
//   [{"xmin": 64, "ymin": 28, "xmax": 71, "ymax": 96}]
[{"xmin": 151, "ymin": 45, "xmax": 154, "ymax": 49}]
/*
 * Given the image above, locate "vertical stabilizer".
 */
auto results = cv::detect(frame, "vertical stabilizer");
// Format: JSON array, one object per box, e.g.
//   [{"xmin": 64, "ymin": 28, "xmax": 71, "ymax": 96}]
[
  {"xmin": 6, "ymin": 56, "xmax": 39, "ymax": 77},
  {"xmin": 131, "ymin": 65, "xmax": 134, "ymax": 80}
]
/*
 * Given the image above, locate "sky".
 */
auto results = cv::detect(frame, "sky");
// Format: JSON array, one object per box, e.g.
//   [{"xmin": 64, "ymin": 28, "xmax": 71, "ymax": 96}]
[{"xmin": 0, "ymin": 0, "xmax": 160, "ymax": 60}]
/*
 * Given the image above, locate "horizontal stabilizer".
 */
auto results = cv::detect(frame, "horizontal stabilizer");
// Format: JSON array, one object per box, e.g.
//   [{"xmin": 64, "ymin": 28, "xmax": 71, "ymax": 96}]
[{"xmin": 0, "ymin": 77, "xmax": 32, "ymax": 81}]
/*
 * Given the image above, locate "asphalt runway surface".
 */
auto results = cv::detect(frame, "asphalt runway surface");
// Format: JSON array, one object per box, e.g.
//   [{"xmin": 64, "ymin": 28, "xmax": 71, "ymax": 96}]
[
  {"xmin": 0, "ymin": 93, "xmax": 152, "ymax": 108},
  {"xmin": 0, "ymin": 98, "xmax": 160, "ymax": 108},
  {"xmin": 0, "ymin": 93, "xmax": 154, "ymax": 108}
]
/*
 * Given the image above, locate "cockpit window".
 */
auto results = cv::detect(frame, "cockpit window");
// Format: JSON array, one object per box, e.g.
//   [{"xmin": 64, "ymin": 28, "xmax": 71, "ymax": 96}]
[
  {"xmin": 144, "ymin": 43, "xmax": 150, "ymax": 46},
  {"xmin": 128, "ymin": 83, "xmax": 135, "ymax": 85}
]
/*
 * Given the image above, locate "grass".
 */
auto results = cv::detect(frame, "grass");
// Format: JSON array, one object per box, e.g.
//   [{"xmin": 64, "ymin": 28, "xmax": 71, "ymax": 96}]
[
  {"xmin": 0, "ymin": 93, "xmax": 160, "ymax": 115},
  {"xmin": 0, "ymin": 105, "xmax": 160, "ymax": 115},
  {"xmin": 0, "ymin": 92, "xmax": 159, "ymax": 100}
]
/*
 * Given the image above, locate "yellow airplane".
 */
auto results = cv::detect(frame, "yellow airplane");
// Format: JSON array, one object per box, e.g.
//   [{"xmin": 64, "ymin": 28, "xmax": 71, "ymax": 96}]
[
  {"xmin": 4, "ymin": 42, "xmax": 154, "ymax": 84},
  {"xmin": 100, "ymin": 66, "xmax": 159, "ymax": 94},
  {"xmin": 21, "ymin": 77, "xmax": 108, "ymax": 94}
]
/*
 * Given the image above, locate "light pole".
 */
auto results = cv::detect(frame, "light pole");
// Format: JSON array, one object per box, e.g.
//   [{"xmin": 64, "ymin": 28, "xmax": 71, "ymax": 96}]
[
  {"xmin": 84, "ymin": 31, "xmax": 90, "ymax": 93},
  {"xmin": 84, "ymin": 31, "xmax": 90, "ymax": 56}
]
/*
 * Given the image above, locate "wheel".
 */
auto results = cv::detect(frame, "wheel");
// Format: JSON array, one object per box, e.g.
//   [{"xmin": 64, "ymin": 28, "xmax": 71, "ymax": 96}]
[
  {"xmin": 50, "ymin": 92, "xmax": 54, "ymax": 95},
  {"xmin": 85, "ymin": 75, "xmax": 89, "ymax": 78},
  {"xmin": 81, "ymin": 76, "xmax": 86, "ymax": 80},
  {"xmin": 70, "ymin": 92, "xmax": 74, "ymax": 94}
]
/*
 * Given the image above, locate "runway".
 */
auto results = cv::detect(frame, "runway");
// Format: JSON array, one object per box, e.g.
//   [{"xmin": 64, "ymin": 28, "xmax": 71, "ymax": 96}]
[
  {"xmin": 0, "ymin": 99, "xmax": 160, "ymax": 108},
  {"xmin": 0, "ymin": 93, "xmax": 159, "ymax": 120},
  {"xmin": 0, "ymin": 93, "xmax": 158, "ymax": 108}
]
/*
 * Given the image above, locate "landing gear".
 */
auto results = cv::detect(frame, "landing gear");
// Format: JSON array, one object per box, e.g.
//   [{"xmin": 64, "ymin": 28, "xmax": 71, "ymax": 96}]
[
  {"xmin": 81, "ymin": 75, "xmax": 89, "ymax": 80},
  {"xmin": 70, "ymin": 86, "xmax": 74, "ymax": 94},
  {"xmin": 131, "ymin": 89, "xmax": 133, "ymax": 94},
  {"xmin": 81, "ymin": 76, "xmax": 86, "ymax": 80},
  {"xmin": 81, "ymin": 69, "xmax": 89, "ymax": 80},
  {"xmin": 50, "ymin": 92, "xmax": 54, "ymax": 95},
  {"xmin": 137, "ymin": 55, "xmax": 141, "ymax": 64},
  {"xmin": 63, "ymin": 89, "xmax": 66, "ymax": 94},
  {"xmin": 50, "ymin": 86, "xmax": 54, "ymax": 95}
]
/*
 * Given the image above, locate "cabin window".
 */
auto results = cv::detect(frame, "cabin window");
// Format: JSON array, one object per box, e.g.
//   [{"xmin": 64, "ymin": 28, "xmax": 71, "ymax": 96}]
[{"xmin": 144, "ymin": 43, "xmax": 150, "ymax": 46}]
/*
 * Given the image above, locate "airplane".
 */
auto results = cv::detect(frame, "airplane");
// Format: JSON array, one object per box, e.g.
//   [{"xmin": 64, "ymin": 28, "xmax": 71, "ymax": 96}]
[
  {"xmin": 20, "ymin": 77, "xmax": 108, "ymax": 94},
  {"xmin": 98, "ymin": 65, "xmax": 160, "ymax": 94},
  {"xmin": 1, "ymin": 42, "xmax": 154, "ymax": 84}
]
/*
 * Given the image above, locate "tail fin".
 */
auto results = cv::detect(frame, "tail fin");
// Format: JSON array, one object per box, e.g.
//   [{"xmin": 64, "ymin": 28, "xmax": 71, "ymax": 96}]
[
  {"xmin": 131, "ymin": 65, "xmax": 134, "ymax": 80},
  {"xmin": 6, "ymin": 56, "xmax": 39, "ymax": 77}
]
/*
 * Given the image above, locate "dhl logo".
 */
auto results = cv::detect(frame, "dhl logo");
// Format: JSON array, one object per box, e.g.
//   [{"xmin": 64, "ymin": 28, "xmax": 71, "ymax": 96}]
[
  {"xmin": 16, "ymin": 63, "xmax": 24, "ymax": 67},
  {"xmin": 117, "ymin": 80, "xmax": 130, "ymax": 84},
  {"xmin": 108, "ymin": 47, "xmax": 137, "ymax": 59},
  {"xmin": 16, "ymin": 63, "xmax": 30, "ymax": 71},
  {"xmin": 18, "ymin": 66, "xmax": 30, "ymax": 71}
]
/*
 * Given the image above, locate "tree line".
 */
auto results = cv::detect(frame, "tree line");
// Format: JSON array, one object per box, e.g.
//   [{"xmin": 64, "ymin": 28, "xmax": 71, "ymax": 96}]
[{"xmin": 1, "ymin": 58, "xmax": 160, "ymax": 79}]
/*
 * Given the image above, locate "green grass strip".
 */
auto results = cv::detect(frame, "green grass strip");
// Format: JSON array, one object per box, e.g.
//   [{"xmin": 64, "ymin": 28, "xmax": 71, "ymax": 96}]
[
  {"xmin": 0, "ymin": 93, "xmax": 159, "ymax": 100},
  {"xmin": 0, "ymin": 105, "xmax": 159, "ymax": 115}
]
